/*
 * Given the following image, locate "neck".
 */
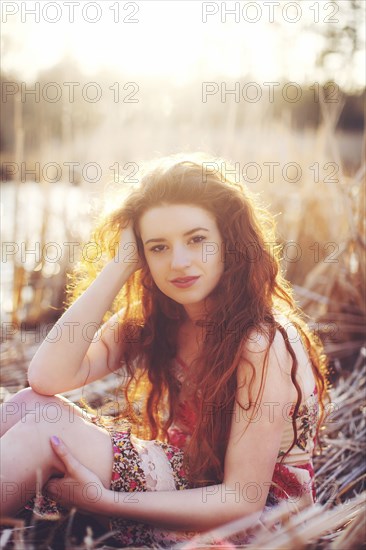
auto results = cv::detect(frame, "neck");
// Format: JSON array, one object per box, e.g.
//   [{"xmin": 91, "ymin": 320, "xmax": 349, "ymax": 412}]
[
  {"xmin": 183, "ymin": 298, "xmax": 214, "ymax": 323},
  {"xmin": 179, "ymin": 318, "xmax": 206, "ymax": 352}
]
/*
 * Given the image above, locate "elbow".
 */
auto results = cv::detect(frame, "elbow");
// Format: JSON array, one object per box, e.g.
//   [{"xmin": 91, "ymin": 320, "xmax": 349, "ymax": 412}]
[
  {"xmin": 27, "ymin": 370, "xmax": 56, "ymax": 396},
  {"xmin": 27, "ymin": 380, "xmax": 56, "ymax": 396}
]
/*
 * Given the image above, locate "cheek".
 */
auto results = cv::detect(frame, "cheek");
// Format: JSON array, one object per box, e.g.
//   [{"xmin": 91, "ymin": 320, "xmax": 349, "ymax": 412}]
[{"xmin": 207, "ymin": 246, "xmax": 224, "ymax": 272}]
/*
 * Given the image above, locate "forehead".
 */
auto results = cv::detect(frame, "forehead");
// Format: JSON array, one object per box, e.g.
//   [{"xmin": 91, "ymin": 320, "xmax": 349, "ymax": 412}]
[{"xmin": 139, "ymin": 204, "xmax": 217, "ymax": 236}]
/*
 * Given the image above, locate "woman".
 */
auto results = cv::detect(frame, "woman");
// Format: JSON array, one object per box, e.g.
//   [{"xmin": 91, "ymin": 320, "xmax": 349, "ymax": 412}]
[{"xmin": 0, "ymin": 153, "xmax": 328, "ymax": 547}]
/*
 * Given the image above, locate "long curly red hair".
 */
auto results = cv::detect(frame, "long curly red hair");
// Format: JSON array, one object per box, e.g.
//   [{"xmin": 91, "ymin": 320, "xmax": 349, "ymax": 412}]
[{"xmin": 66, "ymin": 153, "xmax": 329, "ymax": 487}]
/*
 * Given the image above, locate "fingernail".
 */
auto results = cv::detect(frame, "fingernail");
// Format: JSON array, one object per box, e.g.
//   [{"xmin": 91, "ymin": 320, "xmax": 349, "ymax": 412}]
[{"xmin": 51, "ymin": 435, "xmax": 60, "ymax": 445}]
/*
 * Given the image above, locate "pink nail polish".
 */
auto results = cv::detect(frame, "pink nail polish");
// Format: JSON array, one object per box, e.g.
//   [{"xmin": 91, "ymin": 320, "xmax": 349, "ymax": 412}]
[{"xmin": 51, "ymin": 435, "xmax": 60, "ymax": 445}]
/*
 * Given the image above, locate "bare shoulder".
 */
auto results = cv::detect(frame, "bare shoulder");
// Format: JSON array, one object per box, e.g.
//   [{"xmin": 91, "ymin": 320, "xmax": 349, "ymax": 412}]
[
  {"xmin": 237, "ymin": 314, "xmax": 316, "ymax": 405},
  {"xmin": 237, "ymin": 323, "xmax": 293, "ymax": 404},
  {"xmin": 240, "ymin": 321, "xmax": 291, "ymax": 372},
  {"xmin": 272, "ymin": 311, "xmax": 316, "ymax": 397}
]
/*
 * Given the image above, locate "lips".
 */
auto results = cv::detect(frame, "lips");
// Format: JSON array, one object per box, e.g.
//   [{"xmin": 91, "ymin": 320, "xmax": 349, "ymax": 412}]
[
  {"xmin": 170, "ymin": 276, "xmax": 200, "ymax": 289},
  {"xmin": 171, "ymin": 276, "xmax": 199, "ymax": 283}
]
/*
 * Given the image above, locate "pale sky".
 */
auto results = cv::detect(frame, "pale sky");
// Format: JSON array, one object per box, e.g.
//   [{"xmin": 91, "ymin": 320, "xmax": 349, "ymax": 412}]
[{"xmin": 1, "ymin": 0, "xmax": 364, "ymax": 89}]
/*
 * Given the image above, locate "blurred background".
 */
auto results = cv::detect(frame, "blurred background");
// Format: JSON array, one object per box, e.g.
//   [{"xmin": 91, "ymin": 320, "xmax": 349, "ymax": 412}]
[{"xmin": 0, "ymin": 0, "xmax": 365, "ymax": 386}]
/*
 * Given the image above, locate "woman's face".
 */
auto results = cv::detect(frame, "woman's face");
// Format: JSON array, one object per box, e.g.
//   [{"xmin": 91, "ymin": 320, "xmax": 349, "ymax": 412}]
[{"xmin": 139, "ymin": 204, "xmax": 225, "ymax": 319}]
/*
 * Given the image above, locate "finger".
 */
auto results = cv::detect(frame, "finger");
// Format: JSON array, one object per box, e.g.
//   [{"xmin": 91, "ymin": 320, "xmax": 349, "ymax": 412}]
[{"xmin": 50, "ymin": 436, "xmax": 79, "ymax": 474}]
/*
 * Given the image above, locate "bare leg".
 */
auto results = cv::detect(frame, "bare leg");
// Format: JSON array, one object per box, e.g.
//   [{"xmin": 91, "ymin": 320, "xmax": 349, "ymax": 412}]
[
  {"xmin": 0, "ymin": 389, "xmax": 113, "ymax": 520},
  {"xmin": 0, "ymin": 387, "xmax": 95, "ymax": 438}
]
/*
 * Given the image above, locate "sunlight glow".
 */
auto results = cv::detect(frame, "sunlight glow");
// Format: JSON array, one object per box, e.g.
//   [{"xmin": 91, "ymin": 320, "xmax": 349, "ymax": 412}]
[{"xmin": 1, "ymin": 1, "xmax": 364, "ymax": 89}]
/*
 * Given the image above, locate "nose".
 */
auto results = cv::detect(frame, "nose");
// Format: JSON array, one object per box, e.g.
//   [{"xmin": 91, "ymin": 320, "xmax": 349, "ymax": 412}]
[{"xmin": 170, "ymin": 244, "xmax": 192, "ymax": 270}]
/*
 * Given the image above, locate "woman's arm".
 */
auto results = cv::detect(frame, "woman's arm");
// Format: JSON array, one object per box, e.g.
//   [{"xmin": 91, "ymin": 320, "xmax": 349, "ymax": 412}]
[
  {"xmin": 49, "ymin": 329, "xmax": 295, "ymax": 532},
  {"xmin": 28, "ymin": 225, "xmax": 141, "ymax": 395},
  {"xmin": 102, "ymin": 329, "xmax": 295, "ymax": 530},
  {"xmin": 100, "ymin": 482, "xmax": 263, "ymax": 531}
]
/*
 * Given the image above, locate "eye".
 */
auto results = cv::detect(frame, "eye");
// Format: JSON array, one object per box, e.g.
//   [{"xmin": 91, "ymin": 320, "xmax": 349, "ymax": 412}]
[
  {"xmin": 149, "ymin": 244, "xmax": 167, "ymax": 253},
  {"xmin": 190, "ymin": 235, "xmax": 206, "ymax": 244},
  {"xmin": 148, "ymin": 235, "xmax": 207, "ymax": 253}
]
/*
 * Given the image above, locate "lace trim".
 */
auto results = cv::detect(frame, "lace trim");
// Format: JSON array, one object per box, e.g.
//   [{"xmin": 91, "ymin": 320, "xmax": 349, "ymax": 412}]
[{"xmin": 130, "ymin": 435, "xmax": 176, "ymax": 491}]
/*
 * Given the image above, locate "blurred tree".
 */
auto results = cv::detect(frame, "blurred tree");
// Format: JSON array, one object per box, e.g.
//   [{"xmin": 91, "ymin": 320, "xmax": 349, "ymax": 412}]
[{"xmin": 313, "ymin": 0, "xmax": 364, "ymax": 85}]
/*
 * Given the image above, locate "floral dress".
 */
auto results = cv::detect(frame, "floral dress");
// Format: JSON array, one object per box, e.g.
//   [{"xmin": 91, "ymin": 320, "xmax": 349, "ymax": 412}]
[
  {"xmin": 25, "ymin": 356, "xmax": 319, "ymax": 548},
  {"xmin": 95, "ymin": 356, "xmax": 319, "ymax": 547}
]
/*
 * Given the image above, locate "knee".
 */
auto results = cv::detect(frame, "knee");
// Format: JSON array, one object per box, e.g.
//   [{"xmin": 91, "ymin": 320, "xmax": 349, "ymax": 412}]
[
  {"xmin": 5, "ymin": 387, "xmax": 61, "ymax": 410},
  {"xmin": 2, "ymin": 387, "xmax": 84, "ymax": 425},
  {"xmin": 1, "ymin": 388, "xmax": 42, "ymax": 423}
]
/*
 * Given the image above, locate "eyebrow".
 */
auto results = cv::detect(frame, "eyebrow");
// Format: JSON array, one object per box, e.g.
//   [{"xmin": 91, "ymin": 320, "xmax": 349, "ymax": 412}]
[{"xmin": 144, "ymin": 227, "xmax": 209, "ymax": 245}]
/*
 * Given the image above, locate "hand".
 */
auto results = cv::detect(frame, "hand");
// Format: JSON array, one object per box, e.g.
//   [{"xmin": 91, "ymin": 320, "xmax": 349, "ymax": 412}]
[
  {"xmin": 114, "ymin": 221, "xmax": 144, "ymax": 273},
  {"xmin": 44, "ymin": 436, "xmax": 107, "ymax": 513}
]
